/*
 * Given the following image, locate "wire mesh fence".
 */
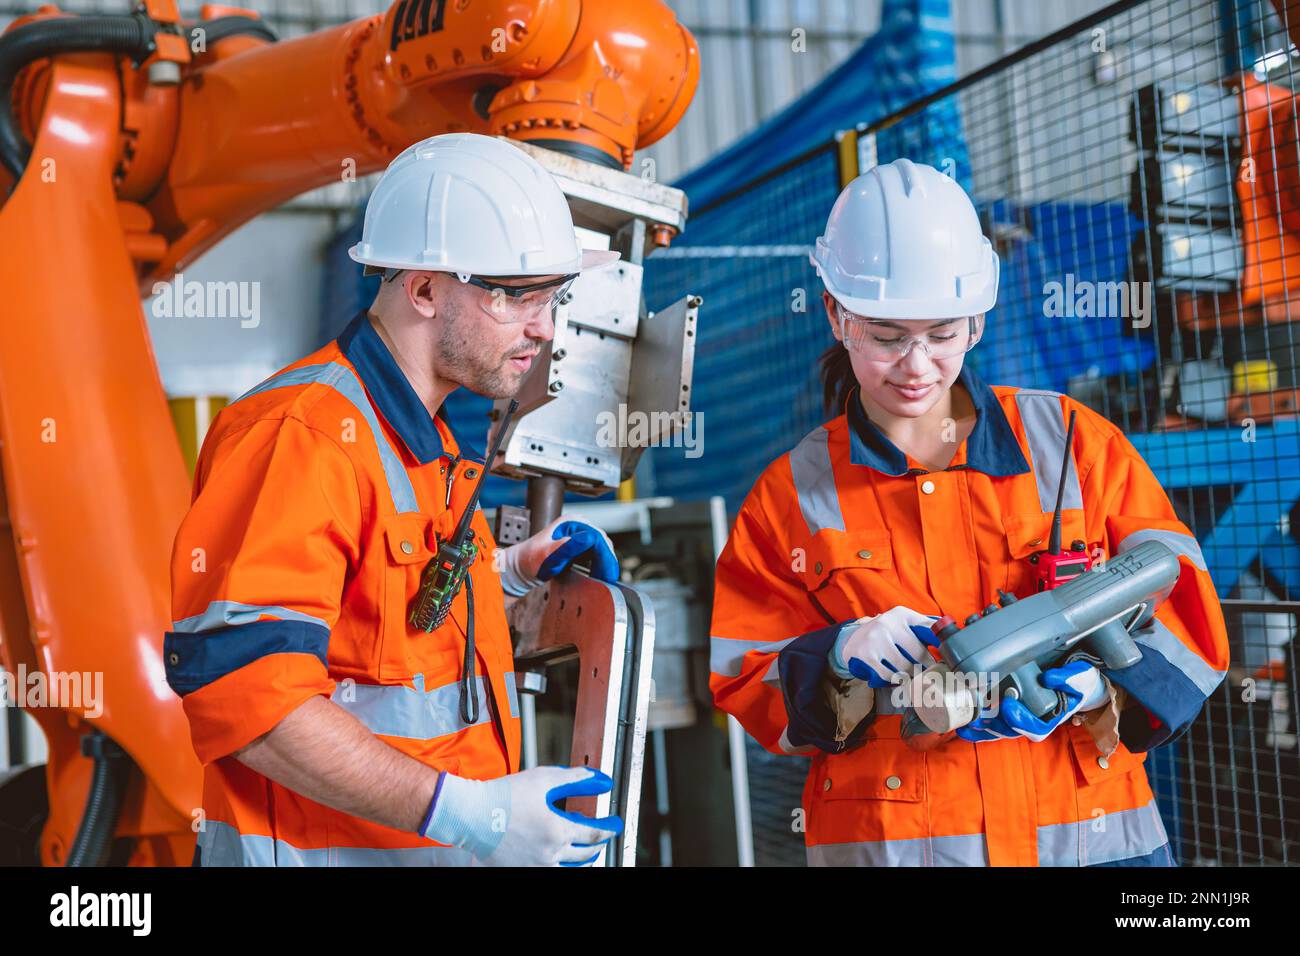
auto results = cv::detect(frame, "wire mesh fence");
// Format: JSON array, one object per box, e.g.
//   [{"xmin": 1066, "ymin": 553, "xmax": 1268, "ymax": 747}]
[
  {"xmin": 1174, "ymin": 603, "xmax": 1298, "ymax": 863},
  {"xmin": 643, "ymin": 146, "xmax": 841, "ymax": 507},
  {"xmin": 655, "ymin": 0, "xmax": 1300, "ymax": 865}
]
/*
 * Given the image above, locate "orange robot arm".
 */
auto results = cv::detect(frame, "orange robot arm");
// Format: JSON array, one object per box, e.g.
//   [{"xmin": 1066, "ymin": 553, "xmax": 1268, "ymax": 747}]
[
  {"xmin": 0, "ymin": 0, "xmax": 695, "ymax": 865},
  {"xmin": 5, "ymin": 0, "xmax": 698, "ymax": 283}
]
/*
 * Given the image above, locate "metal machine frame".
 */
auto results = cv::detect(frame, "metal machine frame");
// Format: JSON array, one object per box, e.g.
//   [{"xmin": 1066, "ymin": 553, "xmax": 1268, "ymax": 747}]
[
  {"xmin": 484, "ymin": 141, "xmax": 698, "ymax": 868},
  {"xmin": 507, "ymin": 573, "xmax": 654, "ymax": 867}
]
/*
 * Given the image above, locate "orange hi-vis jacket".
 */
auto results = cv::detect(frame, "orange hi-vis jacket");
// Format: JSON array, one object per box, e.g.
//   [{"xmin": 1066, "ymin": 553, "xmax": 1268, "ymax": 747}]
[
  {"xmin": 710, "ymin": 365, "xmax": 1229, "ymax": 866},
  {"xmin": 165, "ymin": 310, "xmax": 521, "ymax": 866}
]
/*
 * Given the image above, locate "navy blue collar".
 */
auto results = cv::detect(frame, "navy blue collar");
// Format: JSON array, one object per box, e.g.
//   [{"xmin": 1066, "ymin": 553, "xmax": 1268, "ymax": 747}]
[
  {"xmin": 337, "ymin": 311, "xmax": 482, "ymax": 464},
  {"xmin": 845, "ymin": 364, "xmax": 1030, "ymax": 477}
]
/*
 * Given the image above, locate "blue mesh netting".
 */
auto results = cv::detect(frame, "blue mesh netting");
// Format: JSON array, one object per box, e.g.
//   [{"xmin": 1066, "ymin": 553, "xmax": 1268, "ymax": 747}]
[{"xmin": 643, "ymin": 0, "xmax": 969, "ymax": 512}]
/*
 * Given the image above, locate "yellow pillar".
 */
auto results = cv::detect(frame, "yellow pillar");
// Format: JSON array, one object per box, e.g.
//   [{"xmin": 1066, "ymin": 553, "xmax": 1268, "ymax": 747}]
[
  {"xmin": 168, "ymin": 396, "xmax": 228, "ymax": 479},
  {"xmin": 835, "ymin": 127, "xmax": 861, "ymax": 187}
]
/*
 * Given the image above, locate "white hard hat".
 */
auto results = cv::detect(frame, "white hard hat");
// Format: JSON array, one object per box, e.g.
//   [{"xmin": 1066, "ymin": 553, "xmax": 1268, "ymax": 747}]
[
  {"xmin": 348, "ymin": 133, "xmax": 620, "ymax": 277},
  {"xmin": 810, "ymin": 158, "xmax": 998, "ymax": 319}
]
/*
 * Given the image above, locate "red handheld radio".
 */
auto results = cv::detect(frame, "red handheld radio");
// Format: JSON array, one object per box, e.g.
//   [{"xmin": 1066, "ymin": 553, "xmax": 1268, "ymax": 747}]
[{"xmin": 1028, "ymin": 409, "xmax": 1094, "ymax": 591}]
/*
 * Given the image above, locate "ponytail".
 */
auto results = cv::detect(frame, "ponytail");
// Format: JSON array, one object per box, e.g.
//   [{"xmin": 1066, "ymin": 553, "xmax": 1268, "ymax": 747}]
[{"xmin": 818, "ymin": 341, "xmax": 857, "ymax": 415}]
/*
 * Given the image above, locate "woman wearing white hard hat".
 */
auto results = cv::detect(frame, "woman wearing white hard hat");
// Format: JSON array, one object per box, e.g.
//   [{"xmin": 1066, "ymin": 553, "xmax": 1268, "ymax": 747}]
[{"xmin": 709, "ymin": 159, "xmax": 1227, "ymax": 867}]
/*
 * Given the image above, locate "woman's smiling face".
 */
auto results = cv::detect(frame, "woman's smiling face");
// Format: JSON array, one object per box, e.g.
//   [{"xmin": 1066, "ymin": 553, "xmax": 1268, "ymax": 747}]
[{"xmin": 822, "ymin": 291, "xmax": 970, "ymax": 419}]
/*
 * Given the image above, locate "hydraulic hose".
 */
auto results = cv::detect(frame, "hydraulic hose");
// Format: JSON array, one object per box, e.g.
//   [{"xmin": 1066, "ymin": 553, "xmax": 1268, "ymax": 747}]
[
  {"xmin": 0, "ymin": 13, "xmax": 276, "ymax": 183},
  {"xmin": 196, "ymin": 15, "xmax": 278, "ymax": 47},
  {"xmin": 0, "ymin": 12, "xmax": 157, "ymax": 182},
  {"xmin": 65, "ymin": 730, "xmax": 133, "ymax": 867}
]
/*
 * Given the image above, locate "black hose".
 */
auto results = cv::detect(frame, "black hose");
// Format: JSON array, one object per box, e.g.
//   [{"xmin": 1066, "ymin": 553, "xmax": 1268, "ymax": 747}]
[
  {"xmin": 0, "ymin": 13, "xmax": 156, "ymax": 181},
  {"xmin": 195, "ymin": 15, "xmax": 278, "ymax": 47},
  {"xmin": 65, "ymin": 730, "xmax": 133, "ymax": 867},
  {"xmin": 0, "ymin": 13, "xmax": 277, "ymax": 183}
]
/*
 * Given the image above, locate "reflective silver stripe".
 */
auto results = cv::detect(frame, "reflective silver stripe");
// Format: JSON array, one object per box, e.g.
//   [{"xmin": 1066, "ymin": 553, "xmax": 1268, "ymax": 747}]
[
  {"xmin": 504, "ymin": 671, "xmax": 520, "ymax": 720},
  {"xmin": 200, "ymin": 819, "xmax": 472, "ymax": 867},
  {"xmin": 1134, "ymin": 618, "xmax": 1225, "ymax": 698},
  {"xmin": 807, "ymin": 800, "xmax": 1169, "ymax": 867},
  {"xmin": 1037, "ymin": 799, "xmax": 1170, "ymax": 867},
  {"xmin": 761, "ymin": 659, "xmax": 782, "ymax": 687},
  {"xmin": 1015, "ymin": 390, "xmax": 1082, "ymax": 513},
  {"xmin": 1117, "ymin": 528, "xmax": 1207, "ymax": 572},
  {"xmin": 710, "ymin": 635, "xmax": 796, "ymax": 677},
  {"xmin": 789, "ymin": 426, "xmax": 845, "ymax": 535},
  {"xmin": 171, "ymin": 600, "xmax": 329, "ymax": 634},
  {"xmin": 235, "ymin": 361, "xmax": 419, "ymax": 514},
  {"xmin": 808, "ymin": 832, "xmax": 988, "ymax": 866},
  {"xmin": 330, "ymin": 672, "xmax": 492, "ymax": 740}
]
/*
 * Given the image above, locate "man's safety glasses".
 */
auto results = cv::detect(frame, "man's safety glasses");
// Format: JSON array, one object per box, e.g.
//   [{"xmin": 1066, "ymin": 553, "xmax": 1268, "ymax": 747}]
[
  {"xmin": 380, "ymin": 269, "xmax": 579, "ymax": 322},
  {"xmin": 837, "ymin": 303, "xmax": 983, "ymax": 362},
  {"xmin": 466, "ymin": 273, "xmax": 578, "ymax": 322}
]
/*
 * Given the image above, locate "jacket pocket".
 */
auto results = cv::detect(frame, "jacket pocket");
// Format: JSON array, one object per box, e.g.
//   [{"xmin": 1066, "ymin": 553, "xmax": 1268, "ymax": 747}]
[
  {"xmin": 1003, "ymin": 510, "xmax": 1089, "ymax": 560},
  {"xmin": 813, "ymin": 732, "xmax": 925, "ymax": 802},
  {"xmin": 1066, "ymin": 722, "xmax": 1144, "ymax": 788},
  {"xmin": 798, "ymin": 529, "xmax": 898, "ymax": 621},
  {"xmin": 378, "ymin": 512, "xmax": 448, "ymax": 681}
]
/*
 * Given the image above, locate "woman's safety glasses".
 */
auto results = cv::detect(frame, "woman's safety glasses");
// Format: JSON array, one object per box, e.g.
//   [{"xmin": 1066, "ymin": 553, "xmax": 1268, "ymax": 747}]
[
  {"xmin": 466, "ymin": 273, "xmax": 578, "ymax": 323},
  {"xmin": 837, "ymin": 302, "xmax": 983, "ymax": 362}
]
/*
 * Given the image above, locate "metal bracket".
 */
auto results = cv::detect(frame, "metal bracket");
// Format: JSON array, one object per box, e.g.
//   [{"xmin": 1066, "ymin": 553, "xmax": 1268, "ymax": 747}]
[
  {"xmin": 623, "ymin": 294, "xmax": 701, "ymax": 480},
  {"xmin": 483, "ymin": 141, "xmax": 697, "ymax": 498}
]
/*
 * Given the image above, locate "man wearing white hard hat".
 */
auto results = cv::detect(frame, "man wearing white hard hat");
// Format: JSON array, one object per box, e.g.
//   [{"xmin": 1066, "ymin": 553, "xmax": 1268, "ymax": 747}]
[{"xmin": 165, "ymin": 133, "xmax": 627, "ymax": 867}]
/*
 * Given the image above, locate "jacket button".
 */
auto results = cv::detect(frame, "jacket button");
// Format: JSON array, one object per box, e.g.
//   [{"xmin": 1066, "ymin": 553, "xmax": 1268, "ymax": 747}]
[
  {"xmin": 168, "ymin": 653, "xmax": 179, "ymax": 666},
  {"xmin": 823, "ymin": 778, "xmax": 832, "ymax": 792},
  {"xmin": 1097, "ymin": 756, "xmax": 1110, "ymax": 770},
  {"xmin": 857, "ymin": 549, "xmax": 873, "ymax": 559},
  {"xmin": 921, "ymin": 480, "xmax": 935, "ymax": 494},
  {"xmin": 464, "ymin": 468, "xmax": 479, "ymax": 479},
  {"xmin": 814, "ymin": 561, "xmax": 823, "ymax": 574},
  {"xmin": 400, "ymin": 540, "xmax": 414, "ymax": 554},
  {"xmin": 1029, "ymin": 538, "xmax": 1043, "ymax": 547},
  {"xmin": 885, "ymin": 775, "xmax": 902, "ymax": 790}
]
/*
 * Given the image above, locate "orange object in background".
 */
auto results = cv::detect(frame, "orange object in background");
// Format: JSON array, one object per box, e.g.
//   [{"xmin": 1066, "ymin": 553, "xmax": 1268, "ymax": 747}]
[
  {"xmin": 1235, "ymin": 75, "xmax": 1300, "ymax": 310},
  {"xmin": 0, "ymin": 0, "xmax": 696, "ymax": 865},
  {"xmin": 1236, "ymin": 4, "xmax": 1300, "ymax": 315}
]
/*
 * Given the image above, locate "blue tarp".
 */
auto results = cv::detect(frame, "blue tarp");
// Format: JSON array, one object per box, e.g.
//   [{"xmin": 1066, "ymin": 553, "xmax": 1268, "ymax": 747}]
[
  {"xmin": 966, "ymin": 200, "xmax": 1157, "ymax": 393},
  {"xmin": 674, "ymin": 0, "xmax": 968, "ymax": 207},
  {"xmin": 641, "ymin": 0, "xmax": 972, "ymax": 509}
]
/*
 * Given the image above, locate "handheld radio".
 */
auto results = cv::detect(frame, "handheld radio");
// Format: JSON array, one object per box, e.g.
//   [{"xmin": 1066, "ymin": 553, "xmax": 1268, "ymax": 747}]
[{"xmin": 408, "ymin": 399, "xmax": 518, "ymax": 722}]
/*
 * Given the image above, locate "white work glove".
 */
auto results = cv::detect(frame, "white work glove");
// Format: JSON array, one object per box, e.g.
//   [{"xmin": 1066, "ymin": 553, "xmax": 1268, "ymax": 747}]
[
  {"xmin": 496, "ymin": 516, "xmax": 620, "ymax": 596},
  {"xmin": 420, "ymin": 766, "xmax": 623, "ymax": 866},
  {"xmin": 829, "ymin": 606, "xmax": 940, "ymax": 688}
]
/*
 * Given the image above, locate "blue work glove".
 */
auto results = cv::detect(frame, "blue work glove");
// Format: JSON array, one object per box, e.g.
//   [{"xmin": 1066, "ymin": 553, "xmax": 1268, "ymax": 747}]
[
  {"xmin": 537, "ymin": 519, "xmax": 620, "ymax": 582},
  {"xmin": 956, "ymin": 660, "xmax": 1110, "ymax": 743},
  {"xmin": 829, "ymin": 606, "xmax": 941, "ymax": 688},
  {"xmin": 420, "ymin": 765, "xmax": 623, "ymax": 866},
  {"xmin": 496, "ymin": 516, "xmax": 620, "ymax": 595}
]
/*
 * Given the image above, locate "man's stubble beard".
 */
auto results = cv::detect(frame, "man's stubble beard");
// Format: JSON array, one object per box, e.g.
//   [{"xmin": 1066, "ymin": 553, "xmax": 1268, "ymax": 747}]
[{"xmin": 437, "ymin": 305, "xmax": 528, "ymax": 400}]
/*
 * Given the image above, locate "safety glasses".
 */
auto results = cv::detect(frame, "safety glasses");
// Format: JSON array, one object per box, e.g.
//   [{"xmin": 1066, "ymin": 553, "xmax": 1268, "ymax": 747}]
[
  {"xmin": 466, "ymin": 273, "xmax": 578, "ymax": 322},
  {"xmin": 837, "ymin": 303, "xmax": 983, "ymax": 362}
]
